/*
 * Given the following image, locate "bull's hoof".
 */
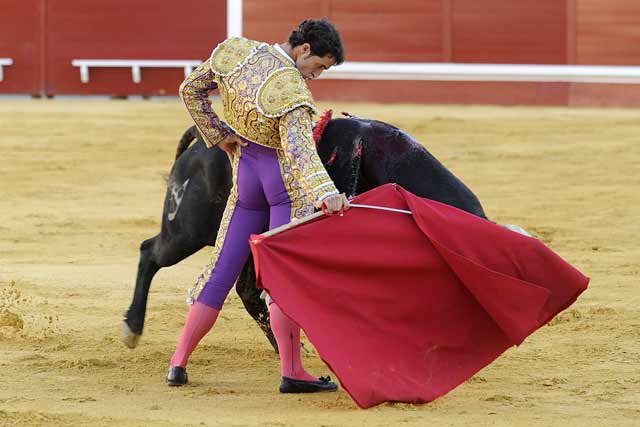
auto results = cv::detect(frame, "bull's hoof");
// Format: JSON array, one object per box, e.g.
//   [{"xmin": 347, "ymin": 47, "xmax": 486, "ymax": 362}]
[{"xmin": 121, "ymin": 321, "xmax": 141, "ymax": 349}]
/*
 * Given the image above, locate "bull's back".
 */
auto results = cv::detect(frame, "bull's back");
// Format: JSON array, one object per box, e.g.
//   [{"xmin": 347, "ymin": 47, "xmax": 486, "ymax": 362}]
[{"xmin": 361, "ymin": 119, "xmax": 487, "ymax": 219}]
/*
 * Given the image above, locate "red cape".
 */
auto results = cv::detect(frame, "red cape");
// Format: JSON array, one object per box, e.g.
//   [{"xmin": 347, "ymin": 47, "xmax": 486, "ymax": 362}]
[{"xmin": 250, "ymin": 184, "xmax": 589, "ymax": 408}]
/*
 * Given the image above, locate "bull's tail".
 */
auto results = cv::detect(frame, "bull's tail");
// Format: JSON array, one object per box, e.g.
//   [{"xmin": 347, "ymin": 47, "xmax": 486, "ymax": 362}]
[{"xmin": 175, "ymin": 126, "xmax": 199, "ymax": 161}]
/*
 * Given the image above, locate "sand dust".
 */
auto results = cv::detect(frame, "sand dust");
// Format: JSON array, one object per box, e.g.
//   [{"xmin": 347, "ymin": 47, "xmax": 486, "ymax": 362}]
[{"xmin": 0, "ymin": 99, "xmax": 638, "ymax": 426}]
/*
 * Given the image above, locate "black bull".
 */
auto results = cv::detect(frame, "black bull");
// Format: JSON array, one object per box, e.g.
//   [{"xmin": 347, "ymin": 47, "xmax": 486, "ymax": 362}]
[{"xmin": 122, "ymin": 117, "xmax": 487, "ymax": 349}]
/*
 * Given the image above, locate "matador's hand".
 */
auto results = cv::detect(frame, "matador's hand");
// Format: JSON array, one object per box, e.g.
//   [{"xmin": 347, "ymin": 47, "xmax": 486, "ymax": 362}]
[
  {"xmin": 321, "ymin": 193, "xmax": 350, "ymax": 214},
  {"xmin": 219, "ymin": 134, "xmax": 248, "ymax": 159}
]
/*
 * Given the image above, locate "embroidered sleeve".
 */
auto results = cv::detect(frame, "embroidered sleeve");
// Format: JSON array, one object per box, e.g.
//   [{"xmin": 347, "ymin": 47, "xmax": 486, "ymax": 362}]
[
  {"xmin": 179, "ymin": 60, "xmax": 230, "ymax": 148},
  {"xmin": 279, "ymin": 107, "xmax": 339, "ymax": 204}
]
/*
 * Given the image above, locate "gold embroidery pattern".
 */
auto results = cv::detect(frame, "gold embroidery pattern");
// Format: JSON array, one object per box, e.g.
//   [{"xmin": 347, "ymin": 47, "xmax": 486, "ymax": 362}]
[
  {"xmin": 256, "ymin": 68, "xmax": 318, "ymax": 118},
  {"xmin": 276, "ymin": 149, "xmax": 316, "ymax": 220},
  {"xmin": 187, "ymin": 149, "xmax": 242, "ymax": 304},
  {"xmin": 210, "ymin": 37, "xmax": 265, "ymax": 76},
  {"xmin": 215, "ymin": 47, "xmax": 286, "ymax": 149},
  {"xmin": 211, "ymin": 43, "xmax": 317, "ymax": 150},
  {"xmin": 279, "ymin": 107, "xmax": 339, "ymax": 204},
  {"xmin": 179, "ymin": 61, "xmax": 229, "ymax": 147}
]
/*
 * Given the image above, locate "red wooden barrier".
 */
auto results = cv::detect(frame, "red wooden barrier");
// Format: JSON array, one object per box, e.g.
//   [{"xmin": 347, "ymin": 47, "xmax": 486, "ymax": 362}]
[
  {"xmin": 44, "ymin": 0, "xmax": 226, "ymax": 95},
  {"xmin": 0, "ymin": 0, "xmax": 226, "ymax": 95},
  {"xmin": 243, "ymin": 0, "xmax": 328, "ymax": 44},
  {"xmin": 451, "ymin": 0, "xmax": 568, "ymax": 64},
  {"xmin": 1, "ymin": 0, "xmax": 640, "ymax": 106},
  {"xmin": 329, "ymin": 0, "xmax": 444, "ymax": 62},
  {"xmin": 0, "ymin": 0, "xmax": 44, "ymax": 95},
  {"xmin": 577, "ymin": 0, "xmax": 640, "ymax": 65}
]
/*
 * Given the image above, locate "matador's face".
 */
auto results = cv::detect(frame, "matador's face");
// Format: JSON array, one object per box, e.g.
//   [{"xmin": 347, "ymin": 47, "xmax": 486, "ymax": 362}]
[{"xmin": 292, "ymin": 43, "xmax": 337, "ymax": 81}]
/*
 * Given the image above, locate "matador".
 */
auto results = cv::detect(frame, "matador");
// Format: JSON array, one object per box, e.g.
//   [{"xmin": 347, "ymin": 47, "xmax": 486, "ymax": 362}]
[{"xmin": 166, "ymin": 19, "xmax": 349, "ymax": 394}]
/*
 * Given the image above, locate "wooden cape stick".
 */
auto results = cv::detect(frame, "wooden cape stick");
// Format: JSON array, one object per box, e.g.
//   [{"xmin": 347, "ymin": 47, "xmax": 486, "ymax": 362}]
[
  {"xmin": 258, "ymin": 204, "xmax": 413, "ymax": 239},
  {"xmin": 259, "ymin": 210, "xmax": 326, "ymax": 238}
]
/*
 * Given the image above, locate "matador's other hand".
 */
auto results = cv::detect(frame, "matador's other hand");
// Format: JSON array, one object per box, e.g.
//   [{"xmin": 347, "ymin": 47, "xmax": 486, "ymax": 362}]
[
  {"xmin": 219, "ymin": 134, "xmax": 248, "ymax": 158},
  {"xmin": 321, "ymin": 193, "xmax": 351, "ymax": 214}
]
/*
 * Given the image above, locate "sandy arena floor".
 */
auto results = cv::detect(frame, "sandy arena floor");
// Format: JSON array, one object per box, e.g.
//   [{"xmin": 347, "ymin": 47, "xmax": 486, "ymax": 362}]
[{"xmin": 0, "ymin": 99, "xmax": 638, "ymax": 426}]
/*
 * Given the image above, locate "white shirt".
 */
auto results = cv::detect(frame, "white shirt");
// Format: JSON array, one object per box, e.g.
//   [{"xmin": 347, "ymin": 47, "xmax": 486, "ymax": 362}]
[{"xmin": 273, "ymin": 44, "xmax": 295, "ymax": 65}]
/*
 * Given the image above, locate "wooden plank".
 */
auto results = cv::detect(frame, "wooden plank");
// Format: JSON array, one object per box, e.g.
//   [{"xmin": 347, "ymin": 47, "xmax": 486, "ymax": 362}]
[
  {"xmin": 577, "ymin": 0, "xmax": 640, "ymax": 65},
  {"xmin": 442, "ymin": 0, "xmax": 453, "ymax": 62},
  {"xmin": 309, "ymin": 79, "xmax": 570, "ymax": 106},
  {"xmin": 570, "ymin": 82, "xmax": 640, "ymax": 107},
  {"xmin": 328, "ymin": 0, "xmax": 443, "ymax": 62},
  {"xmin": 0, "ymin": 0, "xmax": 43, "ymax": 94},
  {"xmin": 452, "ymin": 0, "xmax": 568, "ymax": 64},
  {"xmin": 39, "ymin": 0, "xmax": 46, "ymax": 95},
  {"xmin": 567, "ymin": 0, "xmax": 577, "ymax": 64},
  {"xmin": 44, "ymin": 0, "xmax": 226, "ymax": 95},
  {"xmin": 243, "ymin": 0, "xmax": 328, "ymax": 44},
  {"xmin": 245, "ymin": 0, "xmax": 444, "ymax": 62}
]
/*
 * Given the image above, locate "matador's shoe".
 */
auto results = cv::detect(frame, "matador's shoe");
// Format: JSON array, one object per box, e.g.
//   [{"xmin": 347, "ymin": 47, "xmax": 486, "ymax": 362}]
[
  {"xmin": 166, "ymin": 366, "xmax": 188, "ymax": 386},
  {"xmin": 279, "ymin": 376, "xmax": 338, "ymax": 393}
]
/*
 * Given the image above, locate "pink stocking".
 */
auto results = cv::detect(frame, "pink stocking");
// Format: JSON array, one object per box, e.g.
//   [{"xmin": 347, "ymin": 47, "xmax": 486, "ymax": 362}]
[
  {"xmin": 170, "ymin": 301, "xmax": 220, "ymax": 368},
  {"xmin": 270, "ymin": 302, "xmax": 317, "ymax": 381}
]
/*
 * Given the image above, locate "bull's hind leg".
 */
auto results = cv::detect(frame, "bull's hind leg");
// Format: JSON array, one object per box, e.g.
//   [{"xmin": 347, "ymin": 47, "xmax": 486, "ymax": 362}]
[
  {"xmin": 236, "ymin": 257, "xmax": 278, "ymax": 352},
  {"xmin": 123, "ymin": 236, "xmax": 161, "ymax": 348},
  {"xmin": 122, "ymin": 235, "xmax": 206, "ymax": 348}
]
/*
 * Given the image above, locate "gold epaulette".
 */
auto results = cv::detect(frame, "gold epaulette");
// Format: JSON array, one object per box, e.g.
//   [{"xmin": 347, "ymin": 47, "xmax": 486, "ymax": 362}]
[
  {"xmin": 256, "ymin": 67, "xmax": 318, "ymax": 118},
  {"xmin": 209, "ymin": 37, "xmax": 266, "ymax": 76}
]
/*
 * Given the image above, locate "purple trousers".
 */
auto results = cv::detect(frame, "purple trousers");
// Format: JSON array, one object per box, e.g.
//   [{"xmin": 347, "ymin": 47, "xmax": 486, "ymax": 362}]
[{"xmin": 197, "ymin": 142, "xmax": 300, "ymax": 309}]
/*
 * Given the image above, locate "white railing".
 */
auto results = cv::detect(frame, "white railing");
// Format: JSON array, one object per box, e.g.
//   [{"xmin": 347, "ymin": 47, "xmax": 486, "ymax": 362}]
[
  {"xmin": 0, "ymin": 58, "xmax": 13, "ymax": 82},
  {"xmin": 66, "ymin": 1, "xmax": 640, "ymax": 86},
  {"xmin": 71, "ymin": 59, "xmax": 202, "ymax": 84},
  {"xmin": 227, "ymin": 0, "xmax": 243, "ymax": 38},
  {"xmin": 228, "ymin": 0, "xmax": 640, "ymax": 85},
  {"xmin": 320, "ymin": 62, "xmax": 640, "ymax": 84}
]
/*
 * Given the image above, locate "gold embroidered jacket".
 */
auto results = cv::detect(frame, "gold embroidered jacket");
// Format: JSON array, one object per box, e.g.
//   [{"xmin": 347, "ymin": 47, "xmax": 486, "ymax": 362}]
[{"xmin": 179, "ymin": 37, "xmax": 338, "ymax": 204}]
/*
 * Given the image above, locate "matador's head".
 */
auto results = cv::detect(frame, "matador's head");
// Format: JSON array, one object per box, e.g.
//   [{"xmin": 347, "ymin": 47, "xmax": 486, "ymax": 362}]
[{"xmin": 287, "ymin": 18, "xmax": 345, "ymax": 81}]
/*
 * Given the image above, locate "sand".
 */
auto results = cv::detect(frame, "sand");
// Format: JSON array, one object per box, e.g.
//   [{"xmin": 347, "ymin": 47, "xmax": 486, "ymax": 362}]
[{"xmin": 0, "ymin": 99, "xmax": 638, "ymax": 426}]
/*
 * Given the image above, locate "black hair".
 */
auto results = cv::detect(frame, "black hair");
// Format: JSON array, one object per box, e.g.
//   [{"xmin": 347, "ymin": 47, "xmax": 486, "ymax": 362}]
[{"xmin": 288, "ymin": 18, "xmax": 345, "ymax": 64}]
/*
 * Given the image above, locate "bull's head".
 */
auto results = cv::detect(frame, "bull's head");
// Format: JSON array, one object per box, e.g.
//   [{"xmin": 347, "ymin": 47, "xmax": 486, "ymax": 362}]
[{"xmin": 316, "ymin": 114, "xmax": 366, "ymax": 198}]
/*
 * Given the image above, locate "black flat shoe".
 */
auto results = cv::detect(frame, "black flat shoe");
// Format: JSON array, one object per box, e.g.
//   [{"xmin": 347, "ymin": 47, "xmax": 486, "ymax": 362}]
[
  {"xmin": 279, "ymin": 376, "xmax": 338, "ymax": 393},
  {"xmin": 166, "ymin": 366, "xmax": 188, "ymax": 386}
]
